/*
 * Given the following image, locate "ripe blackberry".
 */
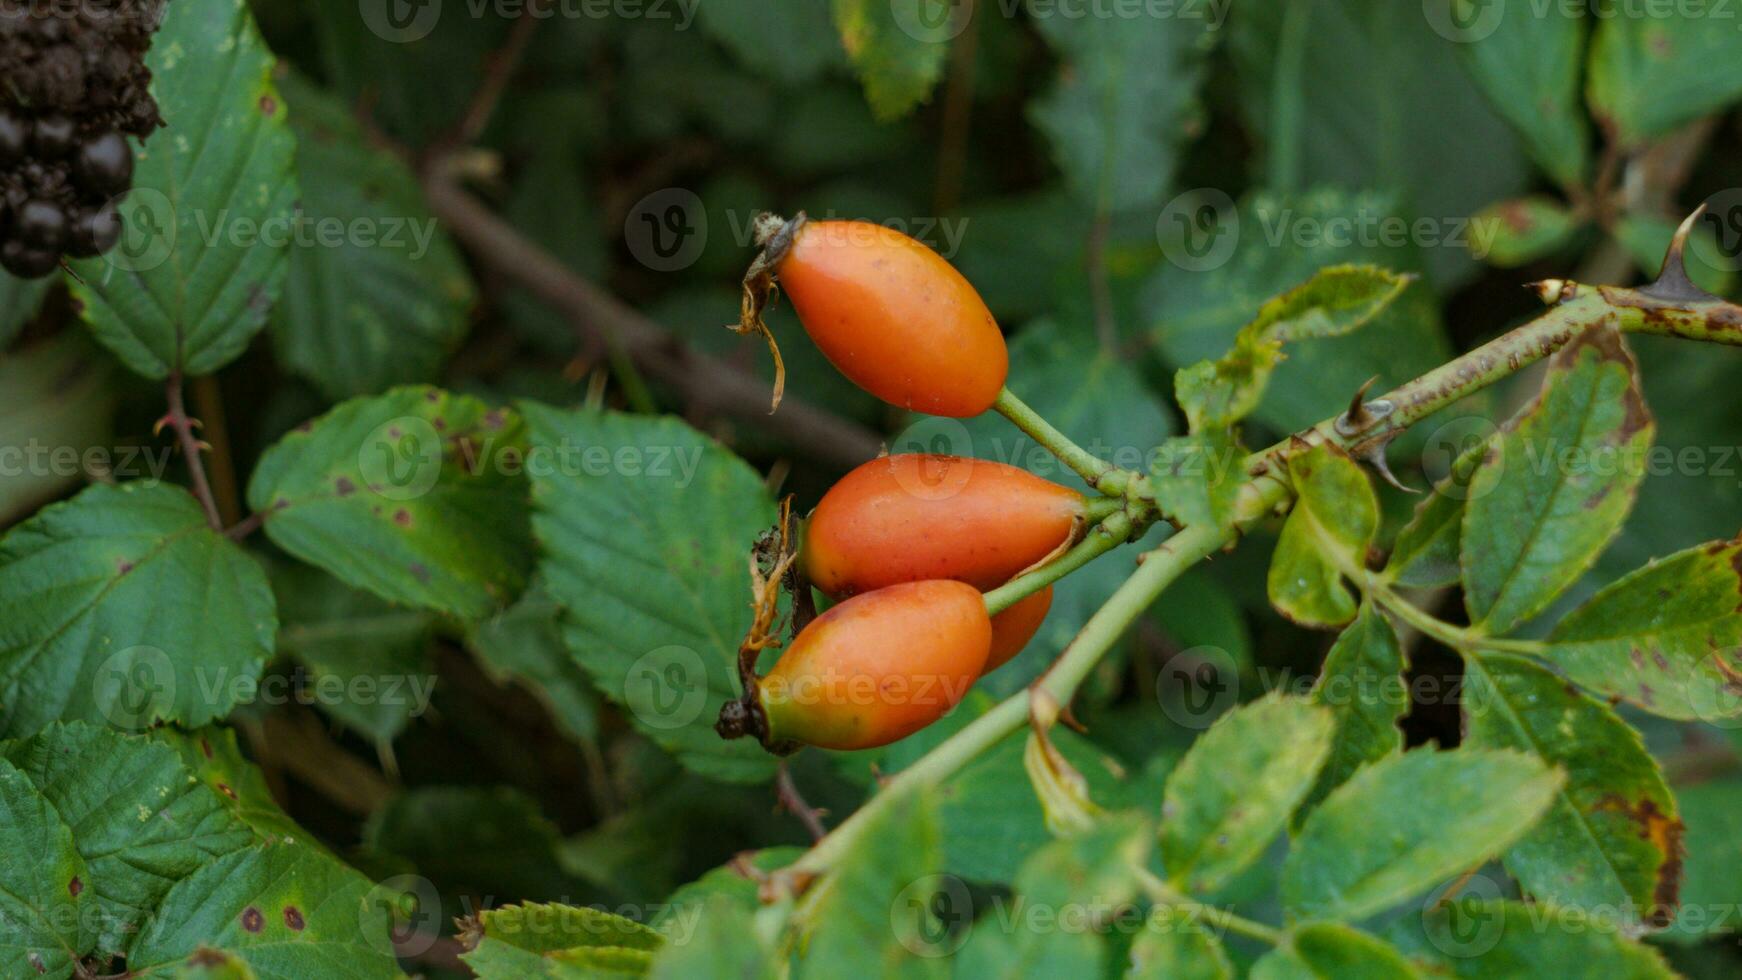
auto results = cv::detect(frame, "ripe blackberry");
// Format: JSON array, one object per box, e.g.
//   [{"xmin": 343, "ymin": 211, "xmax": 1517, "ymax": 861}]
[{"xmin": 0, "ymin": 1, "xmax": 169, "ymax": 279}]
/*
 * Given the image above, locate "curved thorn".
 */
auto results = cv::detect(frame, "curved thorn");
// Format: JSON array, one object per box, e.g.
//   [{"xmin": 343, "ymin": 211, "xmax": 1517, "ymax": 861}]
[
  {"xmin": 1642, "ymin": 204, "xmax": 1720, "ymax": 304},
  {"xmin": 1361, "ymin": 440, "xmax": 1418, "ymax": 494}
]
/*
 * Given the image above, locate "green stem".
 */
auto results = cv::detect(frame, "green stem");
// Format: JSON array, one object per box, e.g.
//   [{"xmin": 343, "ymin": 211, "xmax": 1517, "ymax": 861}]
[
  {"xmin": 984, "ymin": 512, "xmax": 1135, "ymax": 616},
  {"xmin": 789, "ymin": 522, "xmax": 1230, "ymax": 877},
  {"xmin": 994, "ymin": 387, "xmax": 1119, "ymax": 490},
  {"xmin": 1364, "ymin": 576, "xmax": 1543, "ymax": 656},
  {"xmin": 1136, "ymin": 868, "xmax": 1285, "ymax": 947}
]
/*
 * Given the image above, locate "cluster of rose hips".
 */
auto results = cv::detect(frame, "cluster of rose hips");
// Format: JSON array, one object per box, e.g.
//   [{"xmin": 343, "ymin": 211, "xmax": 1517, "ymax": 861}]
[
  {"xmin": 0, "ymin": 1, "xmax": 166, "ymax": 278},
  {"xmin": 719, "ymin": 216, "xmax": 1087, "ymax": 752}
]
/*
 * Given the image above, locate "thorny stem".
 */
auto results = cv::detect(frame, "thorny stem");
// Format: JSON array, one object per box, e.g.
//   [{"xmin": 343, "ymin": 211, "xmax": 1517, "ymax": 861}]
[
  {"xmin": 993, "ymin": 387, "xmax": 1117, "ymax": 491},
  {"xmin": 163, "ymin": 370, "xmax": 222, "ymax": 530}
]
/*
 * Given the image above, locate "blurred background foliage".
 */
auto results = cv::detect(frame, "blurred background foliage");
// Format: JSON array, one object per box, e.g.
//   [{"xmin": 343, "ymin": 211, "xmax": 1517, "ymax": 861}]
[{"xmin": 5, "ymin": 1, "xmax": 1742, "ymax": 975}]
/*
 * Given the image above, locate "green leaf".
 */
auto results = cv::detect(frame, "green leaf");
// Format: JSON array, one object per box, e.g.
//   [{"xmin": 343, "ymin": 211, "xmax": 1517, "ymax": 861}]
[
  {"xmin": 0, "ymin": 273, "xmax": 50, "ymax": 348},
  {"xmin": 0, "ymin": 756, "xmax": 89, "ymax": 977},
  {"xmin": 0, "ymin": 333, "xmax": 118, "ymax": 526},
  {"xmin": 269, "ymin": 73, "xmax": 474, "ymax": 401},
  {"xmin": 1396, "ymin": 899, "xmax": 1676, "ymax": 978},
  {"xmin": 1588, "ymin": 13, "xmax": 1742, "ymax": 146},
  {"xmin": 1151, "ymin": 430, "xmax": 1248, "ymax": 533},
  {"xmin": 364, "ymin": 786, "xmax": 576, "ymax": 905},
  {"xmin": 1176, "ymin": 265, "xmax": 1411, "ymax": 432},
  {"xmin": 697, "ymin": 0, "xmax": 845, "ymax": 84},
  {"xmin": 125, "ymin": 841, "xmax": 401, "ymax": 978},
  {"xmin": 1382, "ymin": 434, "xmax": 1486, "ymax": 590},
  {"xmin": 272, "ymin": 562, "xmax": 434, "ymax": 743},
  {"xmin": 647, "ymin": 894, "xmax": 775, "ymax": 980},
  {"xmin": 67, "ymin": 0, "xmax": 298, "ymax": 378},
  {"xmin": 2, "ymin": 722, "xmax": 255, "ymax": 956},
  {"xmin": 1451, "ymin": 2, "xmax": 1589, "ymax": 186},
  {"xmin": 248, "ymin": 386, "xmax": 533, "ymax": 621},
  {"xmin": 1462, "ymin": 654, "xmax": 1681, "ymax": 926},
  {"xmin": 1547, "ymin": 538, "xmax": 1742, "ymax": 721},
  {"xmin": 1462, "ymin": 325, "xmax": 1653, "ymax": 636},
  {"xmin": 1229, "ymin": 2, "xmax": 1529, "ymax": 288},
  {"xmin": 795, "ymin": 789, "xmax": 945, "ymax": 979},
  {"xmin": 1146, "ymin": 190, "xmax": 1453, "ymax": 437},
  {"xmin": 461, "ymin": 902, "xmax": 663, "ymax": 980},
  {"xmin": 467, "ymin": 586, "xmax": 600, "ymax": 744},
  {"xmin": 1028, "ymin": 8, "xmax": 1213, "ymax": 212},
  {"xmin": 1471, "ymin": 198, "xmax": 1583, "ymax": 268},
  {"xmin": 1302, "ymin": 603, "xmax": 1406, "ymax": 820},
  {"xmin": 830, "ymin": 0, "xmax": 949, "ymax": 121},
  {"xmin": 521, "ymin": 404, "xmax": 776, "ymax": 783},
  {"xmin": 1663, "ymin": 780, "xmax": 1742, "ymax": 942},
  {"xmin": 1126, "ymin": 914, "xmax": 1233, "ymax": 980},
  {"xmin": 1160, "ymin": 693, "xmax": 1334, "ymax": 895},
  {"xmin": 956, "ymin": 815, "xmax": 1149, "ymax": 979},
  {"xmin": 1282, "ymin": 749, "xmax": 1562, "ymax": 921},
  {"xmin": 0, "ymin": 482, "xmax": 275, "ymax": 736},
  {"xmin": 1268, "ymin": 443, "xmax": 1379, "ymax": 630},
  {"xmin": 151, "ymin": 727, "xmax": 305, "ymax": 843},
  {"xmin": 1251, "ymin": 922, "xmax": 1421, "ymax": 979}
]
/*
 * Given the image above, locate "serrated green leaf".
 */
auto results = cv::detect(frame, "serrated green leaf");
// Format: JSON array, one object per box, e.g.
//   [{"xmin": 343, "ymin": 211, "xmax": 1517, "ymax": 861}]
[
  {"xmin": 68, "ymin": 0, "xmax": 298, "ymax": 378},
  {"xmin": 3, "ymin": 722, "xmax": 255, "ymax": 956},
  {"xmin": 1302, "ymin": 603, "xmax": 1406, "ymax": 821},
  {"xmin": 1452, "ymin": 2, "xmax": 1589, "ymax": 186},
  {"xmin": 1125, "ymin": 912, "xmax": 1233, "ymax": 980},
  {"xmin": 269, "ymin": 73, "xmax": 474, "ymax": 401},
  {"xmin": 1151, "ymin": 431, "xmax": 1248, "ymax": 533},
  {"xmin": 1394, "ymin": 899, "xmax": 1676, "ymax": 978},
  {"xmin": 461, "ymin": 902, "xmax": 663, "ymax": 980},
  {"xmin": 0, "ymin": 333, "xmax": 118, "ymax": 526},
  {"xmin": 830, "ymin": 0, "xmax": 949, "ymax": 121},
  {"xmin": 0, "ymin": 273, "xmax": 50, "ymax": 349},
  {"xmin": 248, "ymin": 387, "xmax": 532, "ymax": 620},
  {"xmin": 1160, "ymin": 694, "xmax": 1334, "ymax": 895},
  {"xmin": 956, "ymin": 815, "xmax": 1149, "ymax": 979},
  {"xmin": 1462, "ymin": 325, "xmax": 1653, "ymax": 636},
  {"xmin": 467, "ymin": 586, "xmax": 600, "ymax": 744},
  {"xmin": 1251, "ymin": 922, "xmax": 1420, "ymax": 979},
  {"xmin": 697, "ymin": 0, "xmax": 844, "ymax": 84},
  {"xmin": 796, "ymin": 789, "xmax": 945, "ymax": 979},
  {"xmin": 1176, "ymin": 265, "xmax": 1411, "ymax": 432},
  {"xmin": 647, "ymin": 894, "xmax": 775, "ymax": 980},
  {"xmin": 126, "ymin": 841, "xmax": 400, "ymax": 979},
  {"xmin": 1268, "ymin": 443, "xmax": 1379, "ymax": 630},
  {"xmin": 521, "ymin": 404, "xmax": 776, "ymax": 783},
  {"xmin": 1547, "ymin": 538, "xmax": 1742, "ymax": 721},
  {"xmin": 1588, "ymin": 13, "xmax": 1742, "ymax": 146},
  {"xmin": 1282, "ymin": 749, "xmax": 1562, "ymax": 921},
  {"xmin": 1462, "ymin": 654, "xmax": 1680, "ymax": 926},
  {"xmin": 151, "ymin": 727, "xmax": 304, "ymax": 843},
  {"xmin": 0, "ymin": 756, "xmax": 88, "ymax": 977},
  {"xmin": 1146, "ymin": 191, "xmax": 1453, "ymax": 437},
  {"xmin": 1028, "ymin": 7, "xmax": 1212, "ymax": 213},
  {"xmin": 1471, "ymin": 198, "xmax": 1582, "ymax": 268},
  {"xmin": 0, "ymin": 482, "xmax": 275, "ymax": 736},
  {"xmin": 272, "ymin": 562, "xmax": 433, "ymax": 743}
]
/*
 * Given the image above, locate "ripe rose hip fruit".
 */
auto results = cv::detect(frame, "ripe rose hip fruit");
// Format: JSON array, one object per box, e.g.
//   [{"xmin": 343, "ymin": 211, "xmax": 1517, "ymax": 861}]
[
  {"xmin": 988, "ymin": 587, "xmax": 1052, "ymax": 671},
  {"xmin": 774, "ymin": 218, "xmax": 1008, "ymax": 417},
  {"xmin": 717, "ymin": 580, "xmax": 991, "ymax": 752}
]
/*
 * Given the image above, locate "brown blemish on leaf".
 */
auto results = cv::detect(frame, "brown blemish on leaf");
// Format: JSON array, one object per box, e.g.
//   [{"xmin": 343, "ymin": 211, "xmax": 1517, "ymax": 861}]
[
  {"xmin": 27, "ymin": 951, "xmax": 43, "ymax": 974},
  {"xmin": 283, "ymin": 906, "xmax": 305, "ymax": 931},
  {"xmin": 482, "ymin": 409, "xmax": 506, "ymax": 431},
  {"xmin": 425, "ymin": 390, "xmax": 440, "ymax": 403},
  {"xmin": 335, "ymin": 477, "xmax": 356, "ymax": 496},
  {"xmin": 117, "ymin": 560, "xmax": 134, "ymax": 575},
  {"xmin": 259, "ymin": 94, "xmax": 277, "ymax": 115},
  {"xmin": 409, "ymin": 562, "xmax": 430, "ymax": 583},
  {"xmin": 216, "ymin": 781, "xmax": 237, "ymax": 800},
  {"xmin": 1598, "ymin": 796, "xmax": 1685, "ymax": 926},
  {"xmin": 68, "ymin": 876, "xmax": 81, "ymax": 897},
  {"xmin": 241, "ymin": 906, "xmax": 264, "ymax": 933},
  {"xmin": 393, "ymin": 509, "xmax": 412, "ymax": 528},
  {"xmin": 1710, "ymin": 655, "xmax": 1742, "ymax": 696},
  {"xmin": 189, "ymin": 948, "xmax": 229, "ymax": 966},
  {"xmin": 200, "ymin": 737, "xmax": 213, "ymax": 759}
]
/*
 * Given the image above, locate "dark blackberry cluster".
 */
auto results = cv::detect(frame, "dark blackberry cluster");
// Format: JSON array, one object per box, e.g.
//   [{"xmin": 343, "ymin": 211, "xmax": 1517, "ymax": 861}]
[{"xmin": 0, "ymin": 1, "xmax": 168, "ymax": 278}]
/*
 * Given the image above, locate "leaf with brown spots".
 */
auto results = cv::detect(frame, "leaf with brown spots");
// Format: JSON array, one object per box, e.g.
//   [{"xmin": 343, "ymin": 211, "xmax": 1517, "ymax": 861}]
[
  {"xmin": 1462, "ymin": 324, "xmax": 1654, "ymax": 637},
  {"xmin": 1463, "ymin": 653, "xmax": 1682, "ymax": 928},
  {"xmin": 1547, "ymin": 538, "xmax": 1742, "ymax": 721},
  {"xmin": 0, "ymin": 756, "xmax": 88, "ymax": 977}
]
